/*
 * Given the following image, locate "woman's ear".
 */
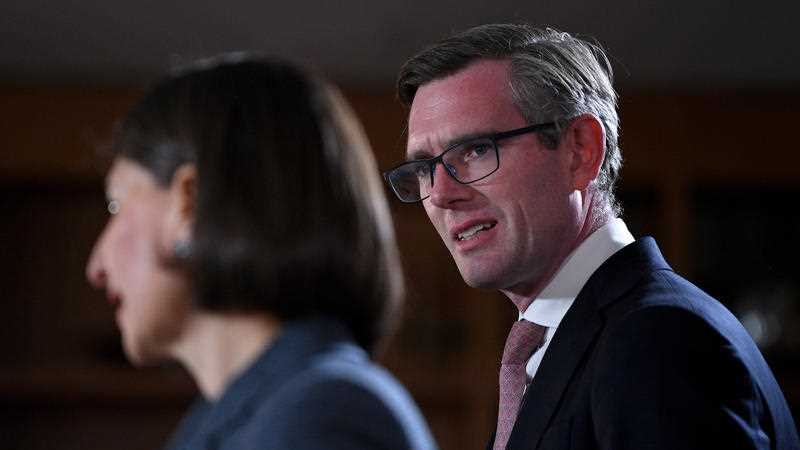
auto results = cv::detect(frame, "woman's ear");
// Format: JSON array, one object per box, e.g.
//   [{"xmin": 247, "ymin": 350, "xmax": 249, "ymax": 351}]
[{"xmin": 163, "ymin": 164, "xmax": 197, "ymax": 253}]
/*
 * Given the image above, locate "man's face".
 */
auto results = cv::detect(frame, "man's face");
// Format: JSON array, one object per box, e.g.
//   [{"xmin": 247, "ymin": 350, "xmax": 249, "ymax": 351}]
[{"xmin": 406, "ymin": 59, "xmax": 585, "ymax": 302}]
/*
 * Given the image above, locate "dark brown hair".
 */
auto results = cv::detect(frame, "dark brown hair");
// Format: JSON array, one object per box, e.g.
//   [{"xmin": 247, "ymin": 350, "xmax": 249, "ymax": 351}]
[{"xmin": 114, "ymin": 54, "xmax": 403, "ymax": 353}]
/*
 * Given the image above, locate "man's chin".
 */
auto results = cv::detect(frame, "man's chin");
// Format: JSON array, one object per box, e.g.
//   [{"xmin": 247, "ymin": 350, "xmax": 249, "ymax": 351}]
[{"xmin": 457, "ymin": 265, "xmax": 506, "ymax": 290}]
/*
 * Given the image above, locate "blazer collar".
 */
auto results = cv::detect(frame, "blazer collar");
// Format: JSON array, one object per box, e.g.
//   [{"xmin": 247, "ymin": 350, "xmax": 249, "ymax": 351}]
[
  {"xmin": 504, "ymin": 237, "xmax": 670, "ymax": 450},
  {"xmin": 589, "ymin": 237, "xmax": 670, "ymax": 310}
]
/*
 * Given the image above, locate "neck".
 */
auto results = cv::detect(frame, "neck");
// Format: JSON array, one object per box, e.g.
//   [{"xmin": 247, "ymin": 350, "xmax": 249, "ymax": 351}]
[
  {"xmin": 501, "ymin": 192, "xmax": 612, "ymax": 313},
  {"xmin": 173, "ymin": 312, "xmax": 281, "ymax": 400}
]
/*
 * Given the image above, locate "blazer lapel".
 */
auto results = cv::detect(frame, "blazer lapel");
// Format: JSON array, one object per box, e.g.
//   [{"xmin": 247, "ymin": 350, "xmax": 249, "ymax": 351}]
[
  {"xmin": 505, "ymin": 237, "xmax": 668, "ymax": 449},
  {"xmin": 505, "ymin": 286, "xmax": 604, "ymax": 450}
]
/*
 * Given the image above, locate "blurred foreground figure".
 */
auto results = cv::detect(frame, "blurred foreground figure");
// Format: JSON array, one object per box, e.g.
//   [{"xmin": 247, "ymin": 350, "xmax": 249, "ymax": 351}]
[
  {"xmin": 384, "ymin": 23, "xmax": 799, "ymax": 450},
  {"xmin": 87, "ymin": 55, "xmax": 436, "ymax": 450}
]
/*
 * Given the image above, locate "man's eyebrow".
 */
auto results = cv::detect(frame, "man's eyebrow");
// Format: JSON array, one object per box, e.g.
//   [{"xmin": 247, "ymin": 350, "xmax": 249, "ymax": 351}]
[
  {"xmin": 406, "ymin": 148, "xmax": 434, "ymax": 161},
  {"xmin": 444, "ymin": 130, "xmax": 496, "ymax": 149},
  {"xmin": 406, "ymin": 129, "xmax": 498, "ymax": 161}
]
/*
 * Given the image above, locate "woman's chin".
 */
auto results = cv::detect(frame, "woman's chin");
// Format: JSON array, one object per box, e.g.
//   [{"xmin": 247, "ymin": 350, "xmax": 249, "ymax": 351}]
[{"xmin": 121, "ymin": 337, "xmax": 170, "ymax": 367}]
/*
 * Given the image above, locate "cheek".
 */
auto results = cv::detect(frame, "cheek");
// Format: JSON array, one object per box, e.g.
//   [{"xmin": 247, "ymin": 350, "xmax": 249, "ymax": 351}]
[
  {"xmin": 424, "ymin": 204, "xmax": 450, "ymax": 240},
  {"xmin": 423, "ymin": 202, "xmax": 439, "ymax": 225},
  {"xmin": 107, "ymin": 213, "xmax": 163, "ymax": 282},
  {"xmin": 496, "ymin": 165, "xmax": 575, "ymax": 236}
]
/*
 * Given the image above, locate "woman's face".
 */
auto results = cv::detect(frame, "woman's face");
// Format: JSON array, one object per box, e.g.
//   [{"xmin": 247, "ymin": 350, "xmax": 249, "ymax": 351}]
[{"xmin": 86, "ymin": 158, "xmax": 193, "ymax": 366}]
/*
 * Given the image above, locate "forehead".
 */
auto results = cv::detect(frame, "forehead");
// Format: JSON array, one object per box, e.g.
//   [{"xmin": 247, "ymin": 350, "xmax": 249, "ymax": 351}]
[
  {"xmin": 406, "ymin": 59, "xmax": 526, "ymax": 158},
  {"xmin": 105, "ymin": 158, "xmax": 158, "ymax": 194}
]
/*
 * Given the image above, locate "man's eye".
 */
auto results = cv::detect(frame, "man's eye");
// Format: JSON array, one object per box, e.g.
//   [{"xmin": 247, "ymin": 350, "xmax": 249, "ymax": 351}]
[
  {"xmin": 414, "ymin": 164, "xmax": 430, "ymax": 178},
  {"xmin": 463, "ymin": 143, "xmax": 491, "ymax": 161}
]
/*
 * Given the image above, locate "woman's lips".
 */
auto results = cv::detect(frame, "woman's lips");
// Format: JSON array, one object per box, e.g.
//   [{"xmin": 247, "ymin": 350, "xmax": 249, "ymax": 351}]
[{"xmin": 106, "ymin": 290, "xmax": 121, "ymax": 308}]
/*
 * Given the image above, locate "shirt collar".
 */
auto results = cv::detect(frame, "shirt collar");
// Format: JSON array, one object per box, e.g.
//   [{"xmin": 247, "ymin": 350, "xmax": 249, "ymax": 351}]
[{"xmin": 520, "ymin": 218, "xmax": 635, "ymax": 327}]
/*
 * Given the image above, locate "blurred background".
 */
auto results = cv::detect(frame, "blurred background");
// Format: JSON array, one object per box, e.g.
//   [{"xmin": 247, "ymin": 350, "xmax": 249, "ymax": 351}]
[{"xmin": 1, "ymin": 1, "xmax": 799, "ymax": 449}]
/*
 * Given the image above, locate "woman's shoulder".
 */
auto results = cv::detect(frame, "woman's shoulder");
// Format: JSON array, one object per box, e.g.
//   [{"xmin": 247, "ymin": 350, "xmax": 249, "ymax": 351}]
[{"xmin": 243, "ymin": 340, "xmax": 437, "ymax": 450}]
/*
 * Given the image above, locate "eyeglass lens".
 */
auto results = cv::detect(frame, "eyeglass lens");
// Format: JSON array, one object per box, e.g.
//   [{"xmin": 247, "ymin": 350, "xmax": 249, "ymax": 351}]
[{"xmin": 391, "ymin": 138, "xmax": 498, "ymax": 202}]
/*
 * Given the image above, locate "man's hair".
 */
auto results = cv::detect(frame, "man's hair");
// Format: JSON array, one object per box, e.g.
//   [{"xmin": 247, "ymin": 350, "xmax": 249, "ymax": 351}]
[
  {"xmin": 112, "ymin": 54, "xmax": 403, "ymax": 353},
  {"xmin": 398, "ymin": 24, "xmax": 622, "ymax": 217}
]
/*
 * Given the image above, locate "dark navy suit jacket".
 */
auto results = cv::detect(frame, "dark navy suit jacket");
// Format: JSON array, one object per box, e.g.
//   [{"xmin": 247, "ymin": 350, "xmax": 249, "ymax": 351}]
[
  {"xmin": 165, "ymin": 317, "xmax": 437, "ymax": 450},
  {"xmin": 491, "ymin": 238, "xmax": 799, "ymax": 450}
]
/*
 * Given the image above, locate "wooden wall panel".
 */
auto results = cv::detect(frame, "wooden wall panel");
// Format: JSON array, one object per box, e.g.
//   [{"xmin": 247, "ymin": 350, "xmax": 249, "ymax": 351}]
[{"xmin": 1, "ymin": 87, "xmax": 798, "ymax": 450}]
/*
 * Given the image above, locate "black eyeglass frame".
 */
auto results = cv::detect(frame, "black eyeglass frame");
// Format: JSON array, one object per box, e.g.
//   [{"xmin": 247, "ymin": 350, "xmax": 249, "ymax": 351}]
[{"xmin": 383, "ymin": 122, "xmax": 557, "ymax": 203}]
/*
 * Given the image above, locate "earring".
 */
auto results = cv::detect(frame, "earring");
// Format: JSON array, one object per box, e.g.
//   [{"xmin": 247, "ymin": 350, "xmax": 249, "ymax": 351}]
[{"xmin": 173, "ymin": 240, "xmax": 193, "ymax": 260}]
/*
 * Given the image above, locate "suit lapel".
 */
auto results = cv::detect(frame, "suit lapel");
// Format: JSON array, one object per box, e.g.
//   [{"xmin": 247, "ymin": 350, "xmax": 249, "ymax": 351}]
[
  {"xmin": 505, "ymin": 238, "xmax": 669, "ymax": 449},
  {"xmin": 505, "ymin": 285, "xmax": 604, "ymax": 450}
]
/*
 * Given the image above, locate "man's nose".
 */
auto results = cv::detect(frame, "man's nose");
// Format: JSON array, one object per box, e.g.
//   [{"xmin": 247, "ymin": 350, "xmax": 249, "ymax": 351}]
[{"xmin": 428, "ymin": 162, "xmax": 473, "ymax": 208}]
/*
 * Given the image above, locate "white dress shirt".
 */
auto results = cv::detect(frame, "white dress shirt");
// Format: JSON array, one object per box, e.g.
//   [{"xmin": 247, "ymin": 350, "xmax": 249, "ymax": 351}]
[{"xmin": 520, "ymin": 218, "xmax": 635, "ymax": 381}]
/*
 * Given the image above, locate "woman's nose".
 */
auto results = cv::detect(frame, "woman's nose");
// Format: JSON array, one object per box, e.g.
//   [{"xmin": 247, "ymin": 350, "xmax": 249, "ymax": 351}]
[{"xmin": 86, "ymin": 241, "xmax": 107, "ymax": 289}]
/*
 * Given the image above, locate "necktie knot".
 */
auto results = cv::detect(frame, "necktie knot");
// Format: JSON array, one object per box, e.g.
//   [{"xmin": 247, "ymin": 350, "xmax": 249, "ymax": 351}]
[{"xmin": 502, "ymin": 319, "xmax": 546, "ymax": 365}]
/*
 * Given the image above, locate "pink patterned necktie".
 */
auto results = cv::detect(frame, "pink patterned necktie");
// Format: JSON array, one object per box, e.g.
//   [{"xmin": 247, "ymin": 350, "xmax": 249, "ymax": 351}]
[{"xmin": 493, "ymin": 319, "xmax": 547, "ymax": 450}]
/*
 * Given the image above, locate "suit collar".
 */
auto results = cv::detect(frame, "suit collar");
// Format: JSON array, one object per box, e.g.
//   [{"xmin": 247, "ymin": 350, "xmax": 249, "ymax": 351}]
[
  {"xmin": 587, "ymin": 236, "xmax": 670, "ymax": 310},
  {"xmin": 504, "ymin": 237, "xmax": 670, "ymax": 450},
  {"xmin": 518, "ymin": 218, "xmax": 634, "ymax": 316},
  {"xmin": 521, "ymin": 219, "xmax": 634, "ymax": 328}
]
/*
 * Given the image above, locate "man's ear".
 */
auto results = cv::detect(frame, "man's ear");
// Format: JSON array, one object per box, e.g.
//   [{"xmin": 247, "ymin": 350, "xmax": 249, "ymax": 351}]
[
  {"xmin": 163, "ymin": 164, "xmax": 197, "ymax": 250},
  {"xmin": 564, "ymin": 114, "xmax": 605, "ymax": 191}
]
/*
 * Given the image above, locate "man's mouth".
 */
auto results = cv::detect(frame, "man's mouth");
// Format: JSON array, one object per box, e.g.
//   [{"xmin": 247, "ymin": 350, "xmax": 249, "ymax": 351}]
[{"xmin": 456, "ymin": 222, "xmax": 496, "ymax": 241}]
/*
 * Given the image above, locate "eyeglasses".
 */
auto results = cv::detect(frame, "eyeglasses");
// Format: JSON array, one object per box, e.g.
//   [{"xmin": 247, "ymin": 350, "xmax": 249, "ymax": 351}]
[{"xmin": 383, "ymin": 122, "xmax": 556, "ymax": 203}]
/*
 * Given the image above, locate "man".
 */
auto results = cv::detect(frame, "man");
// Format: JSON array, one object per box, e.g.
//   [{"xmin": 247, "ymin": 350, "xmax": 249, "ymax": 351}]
[{"xmin": 383, "ymin": 24, "xmax": 799, "ymax": 450}]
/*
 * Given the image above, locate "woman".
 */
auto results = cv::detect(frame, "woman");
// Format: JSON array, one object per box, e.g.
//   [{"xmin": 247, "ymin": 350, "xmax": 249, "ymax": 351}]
[{"xmin": 86, "ymin": 55, "xmax": 436, "ymax": 450}]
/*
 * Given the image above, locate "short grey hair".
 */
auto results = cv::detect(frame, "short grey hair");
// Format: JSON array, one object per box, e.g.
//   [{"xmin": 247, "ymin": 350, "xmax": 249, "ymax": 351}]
[{"xmin": 398, "ymin": 24, "xmax": 622, "ymax": 217}]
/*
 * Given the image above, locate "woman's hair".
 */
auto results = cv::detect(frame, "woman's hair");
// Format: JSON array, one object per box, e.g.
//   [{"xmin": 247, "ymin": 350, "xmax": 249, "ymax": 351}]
[{"xmin": 113, "ymin": 54, "xmax": 403, "ymax": 353}]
